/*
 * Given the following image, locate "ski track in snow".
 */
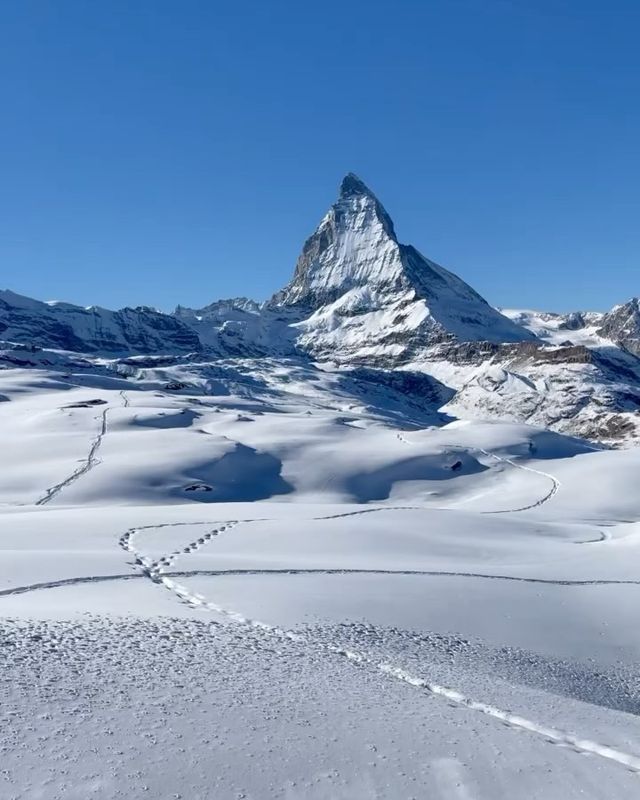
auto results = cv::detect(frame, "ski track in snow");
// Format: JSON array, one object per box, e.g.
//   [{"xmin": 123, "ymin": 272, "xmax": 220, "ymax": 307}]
[
  {"xmin": 112, "ymin": 516, "xmax": 640, "ymax": 775},
  {"xmin": 313, "ymin": 506, "xmax": 421, "ymax": 520},
  {"xmin": 2, "ymin": 568, "xmax": 640, "ymax": 599},
  {"xmin": 0, "ymin": 572, "xmax": 142, "ymax": 596},
  {"xmin": 395, "ymin": 432, "xmax": 560, "ymax": 514},
  {"xmin": 35, "ymin": 391, "xmax": 129, "ymax": 506},
  {"xmin": 35, "ymin": 406, "xmax": 111, "ymax": 506},
  {"xmin": 476, "ymin": 447, "xmax": 561, "ymax": 513}
]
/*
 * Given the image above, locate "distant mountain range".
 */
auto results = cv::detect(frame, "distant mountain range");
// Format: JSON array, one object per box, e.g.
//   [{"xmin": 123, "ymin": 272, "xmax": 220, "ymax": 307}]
[{"xmin": 2, "ymin": 174, "xmax": 639, "ymax": 443}]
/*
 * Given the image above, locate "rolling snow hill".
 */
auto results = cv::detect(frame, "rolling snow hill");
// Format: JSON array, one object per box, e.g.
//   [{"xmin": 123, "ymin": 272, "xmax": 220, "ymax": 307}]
[{"xmin": 2, "ymin": 344, "xmax": 640, "ymax": 798}]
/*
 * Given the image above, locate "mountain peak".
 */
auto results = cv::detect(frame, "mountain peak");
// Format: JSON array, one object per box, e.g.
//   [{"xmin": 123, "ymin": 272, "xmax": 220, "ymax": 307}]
[
  {"xmin": 269, "ymin": 173, "xmax": 400, "ymax": 309},
  {"xmin": 336, "ymin": 173, "xmax": 396, "ymax": 240},
  {"xmin": 597, "ymin": 296, "xmax": 640, "ymax": 355},
  {"xmin": 339, "ymin": 172, "xmax": 375, "ymax": 199},
  {"xmin": 270, "ymin": 174, "xmax": 535, "ymax": 349}
]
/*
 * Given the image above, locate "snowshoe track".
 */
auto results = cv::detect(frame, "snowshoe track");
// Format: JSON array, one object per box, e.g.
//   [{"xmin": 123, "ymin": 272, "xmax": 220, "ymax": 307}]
[
  {"xmin": 112, "ymin": 515, "xmax": 640, "ymax": 775},
  {"xmin": 2, "ymin": 511, "xmax": 638, "ymax": 773}
]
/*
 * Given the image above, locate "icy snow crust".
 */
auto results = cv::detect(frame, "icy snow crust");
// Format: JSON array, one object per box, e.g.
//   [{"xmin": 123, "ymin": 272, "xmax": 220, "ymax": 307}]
[{"xmin": 2, "ymin": 351, "xmax": 640, "ymax": 799}]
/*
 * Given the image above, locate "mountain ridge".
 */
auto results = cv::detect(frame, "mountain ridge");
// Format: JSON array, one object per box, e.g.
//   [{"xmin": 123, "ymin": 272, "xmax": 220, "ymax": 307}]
[
  {"xmin": 270, "ymin": 173, "xmax": 535, "ymax": 357},
  {"xmin": 2, "ymin": 173, "xmax": 639, "ymax": 444}
]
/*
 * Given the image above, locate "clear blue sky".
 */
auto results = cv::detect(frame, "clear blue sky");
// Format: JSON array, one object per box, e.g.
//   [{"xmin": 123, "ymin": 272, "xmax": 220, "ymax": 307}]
[{"xmin": 1, "ymin": 0, "xmax": 638, "ymax": 312}]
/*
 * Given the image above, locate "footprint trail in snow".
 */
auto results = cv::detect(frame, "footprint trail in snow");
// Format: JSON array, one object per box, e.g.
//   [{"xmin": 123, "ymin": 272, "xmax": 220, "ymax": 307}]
[{"xmin": 119, "ymin": 515, "xmax": 640, "ymax": 776}]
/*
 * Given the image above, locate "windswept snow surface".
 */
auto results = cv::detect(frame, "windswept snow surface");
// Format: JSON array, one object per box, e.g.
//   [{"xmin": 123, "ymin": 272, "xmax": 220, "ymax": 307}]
[
  {"xmin": 500, "ymin": 308, "xmax": 608, "ymax": 348},
  {"xmin": 1, "ymin": 354, "xmax": 640, "ymax": 799}
]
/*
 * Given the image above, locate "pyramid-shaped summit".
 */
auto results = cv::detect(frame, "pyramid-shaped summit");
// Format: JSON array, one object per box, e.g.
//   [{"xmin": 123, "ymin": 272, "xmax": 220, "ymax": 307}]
[
  {"xmin": 272, "ymin": 173, "xmax": 534, "ymax": 360},
  {"xmin": 273, "ymin": 172, "xmax": 401, "ymax": 309}
]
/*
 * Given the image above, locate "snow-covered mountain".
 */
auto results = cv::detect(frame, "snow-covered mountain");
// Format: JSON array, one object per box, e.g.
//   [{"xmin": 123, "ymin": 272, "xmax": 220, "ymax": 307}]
[
  {"xmin": 501, "ymin": 303, "xmax": 640, "ymax": 358},
  {"xmin": 500, "ymin": 309, "xmax": 607, "ymax": 347},
  {"xmin": 597, "ymin": 298, "xmax": 640, "ymax": 356},
  {"xmin": 0, "ymin": 289, "xmax": 200, "ymax": 355},
  {"xmin": 173, "ymin": 297, "xmax": 294, "ymax": 356},
  {"xmin": 428, "ymin": 338, "xmax": 640, "ymax": 444},
  {"xmin": 1, "ymin": 173, "xmax": 639, "ymax": 444},
  {"xmin": 268, "ymin": 173, "xmax": 535, "ymax": 362},
  {"xmin": 168, "ymin": 173, "xmax": 536, "ymax": 364}
]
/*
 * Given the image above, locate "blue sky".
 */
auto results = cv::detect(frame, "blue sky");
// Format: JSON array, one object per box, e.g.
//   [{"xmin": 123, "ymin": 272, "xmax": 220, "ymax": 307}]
[{"xmin": 1, "ymin": 0, "xmax": 638, "ymax": 312}]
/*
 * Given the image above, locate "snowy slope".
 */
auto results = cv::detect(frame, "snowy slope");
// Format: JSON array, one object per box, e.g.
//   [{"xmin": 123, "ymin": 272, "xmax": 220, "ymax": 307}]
[
  {"xmin": 500, "ymin": 308, "xmax": 607, "ymax": 347},
  {"xmin": 482, "ymin": 309, "xmax": 640, "ymax": 442},
  {"xmin": 409, "ymin": 339, "xmax": 640, "ymax": 445},
  {"xmin": 502, "ymin": 304, "xmax": 640, "ymax": 356},
  {"xmin": 2, "ymin": 350, "xmax": 640, "ymax": 798}
]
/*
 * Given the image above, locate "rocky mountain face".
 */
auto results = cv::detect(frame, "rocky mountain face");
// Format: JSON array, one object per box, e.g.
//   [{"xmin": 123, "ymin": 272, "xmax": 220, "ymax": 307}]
[
  {"xmin": 1, "ymin": 174, "xmax": 639, "ymax": 444},
  {"xmin": 500, "ymin": 309, "xmax": 605, "ymax": 345},
  {"xmin": 269, "ymin": 173, "xmax": 535, "ymax": 362},
  {"xmin": 597, "ymin": 298, "xmax": 640, "ymax": 355},
  {"xmin": 0, "ymin": 290, "xmax": 200, "ymax": 355},
  {"xmin": 419, "ymin": 338, "xmax": 640, "ymax": 444},
  {"xmin": 173, "ymin": 298, "xmax": 277, "ymax": 356},
  {"xmin": 502, "ymin": 303, "xmax": 640, "ymax": 358}
]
